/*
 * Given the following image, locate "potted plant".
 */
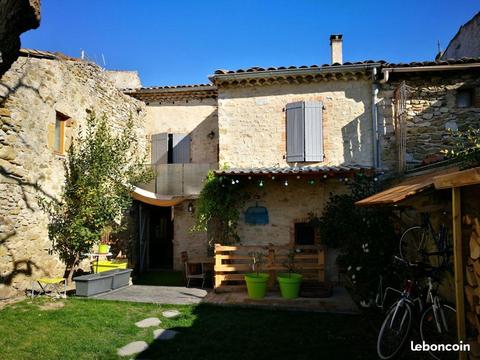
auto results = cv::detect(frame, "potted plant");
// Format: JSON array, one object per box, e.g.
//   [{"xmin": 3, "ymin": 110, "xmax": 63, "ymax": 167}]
[
  {"xmin": 98, "ymin": 227, "xmax": 111, "ymax": 254},
  {"xmin": 277, "ymin": 248, "xmax": 302, "ymax": 299},
  {"xmin": 244, "ymin": 251, "xmax": 269, "ymax": 299}
]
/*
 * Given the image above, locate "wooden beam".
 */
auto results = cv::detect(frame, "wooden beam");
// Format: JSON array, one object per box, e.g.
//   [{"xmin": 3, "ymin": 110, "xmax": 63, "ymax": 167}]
[
  {"xmin": 434, "ymin": 167, "xmax": 480, "ymax": 190},
  {"xmin": 452, "ymin": 187, "xmax": 467, "ymax": 359}
]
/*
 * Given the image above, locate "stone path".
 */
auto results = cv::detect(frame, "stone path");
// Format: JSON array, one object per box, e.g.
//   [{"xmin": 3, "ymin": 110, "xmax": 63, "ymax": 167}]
[
  {"xmin": 117, "ymin": 310, "xmax": 181, "ymax": 356},
  {"xmin": 117, "ymin": 341, "xmax": 149, "ymax": 357},
  {"xmin": 135, "ymin": 317, "xmax": 161, "ymax": 328},
  {"xmin": 153, "ymin": 329, "xmax": 179, "ymax": 340},
  {"xmin": 162, "ymin": 309, "xmax": 180, "ymax": 318}
]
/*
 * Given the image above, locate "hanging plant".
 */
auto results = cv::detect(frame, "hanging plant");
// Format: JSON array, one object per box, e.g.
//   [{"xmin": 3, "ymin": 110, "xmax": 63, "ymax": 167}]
[{"xmin": 192, "ymin": 171, "xmax": 250, "ymax": 247}]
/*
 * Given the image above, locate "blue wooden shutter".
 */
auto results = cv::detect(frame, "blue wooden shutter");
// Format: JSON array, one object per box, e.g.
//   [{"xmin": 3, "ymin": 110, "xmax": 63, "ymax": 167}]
[
  {"xmin": 172, "ymin": 133, "xmax": 191, "ymax": 163},
  {"xmin": 304, "ymin": 101, "xmax": 324, "ymax": 162},
  {"xmin": 286, "ymin": 102, "xmax": 305, "ymax": 162},
  {"xmin": 151, "ymin": 133, "xmax": 169, "ymax": 164}
]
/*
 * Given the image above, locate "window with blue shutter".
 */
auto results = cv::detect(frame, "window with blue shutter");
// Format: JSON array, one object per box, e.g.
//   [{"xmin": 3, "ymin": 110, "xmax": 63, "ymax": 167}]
[
  {"xmin": 151, "ymin": 133, "xmax": 169, "ymax": 164},
  {"xmin": 286, "ymin": 101, "xmax": 323, "ymax": 162},
  {"xmin": 172, "ymin": 133, "xmax": 191, "ymax": 164},
  {"xmin": 151, "ymin": 132, "xmax": 191, "ymax": 164}
]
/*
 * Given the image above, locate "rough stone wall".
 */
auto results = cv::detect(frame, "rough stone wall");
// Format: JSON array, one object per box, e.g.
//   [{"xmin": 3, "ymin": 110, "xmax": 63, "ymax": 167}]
[
  {"xmin": 233, "ymin": 179, "xmax": 347, "ymax": 282},
  {"xmin": 0, "ymin": 55, "xmax": 146, "ymax": 296},
  {"xmin": 172, "ymin": 201, "xmax": 207, "ymax": 271},
  {"xmin": 0, "ymin": 0, "xmax": 41, "ymax": 76},
  {"xmin": 442, "ymin": 12, "xmax": 480, "ymax": 60},
  {"xmin": 145, "ymin": 98, "xmax": 218, "ymax": 164},
  {"xmin": 379, "ymin": 72, "xmax": 480, "ymax": 171},
  {"xmin": 217, "ymin": 80, "xmax": 373, "ymax": 168},
  {"xmin": 105, "ymin": 70, "xmax": 142, "ymax": 90}
]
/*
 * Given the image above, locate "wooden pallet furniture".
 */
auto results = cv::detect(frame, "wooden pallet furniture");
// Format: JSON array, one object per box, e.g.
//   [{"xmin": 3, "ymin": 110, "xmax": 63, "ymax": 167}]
[{"xmin": 214, "ymin": 243, "xmax": 325, "ymax": 293}]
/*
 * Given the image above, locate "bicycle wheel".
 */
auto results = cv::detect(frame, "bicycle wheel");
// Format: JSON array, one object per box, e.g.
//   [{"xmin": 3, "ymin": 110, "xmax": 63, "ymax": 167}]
[
  {"xmin": 420, "ymin": 304, "xmax": 457, "ymax": 360},
  {"xmin": 400, "ymin": 226, "xmax": 439, "ymax": 265},
  {"xmin": 377, "ymin": 301, "xmax": 413, "ymax": 359}
]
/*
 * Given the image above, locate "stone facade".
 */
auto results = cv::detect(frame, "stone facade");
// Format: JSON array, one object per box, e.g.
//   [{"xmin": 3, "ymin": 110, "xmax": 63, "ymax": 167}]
[
  {"xmin": 217, "ymin": 79, "xmax": 374, "ymax": 168},
  {"xmin": 0, "ymin": 53, "xmax": 146, "ymax": 296},
  {"xmin": 379, "ymin": 72, "xmax": 480, "ymax": 171},
  {"xmin": 145, "ymin": 98, "xmax": 218, "ymax": 164},
  {"xmin": 0, "ymin": 0, "xmax": 41, "ymax": 76},
  {"xmin": 441, "ymin": 12, "xmax": 480, "ymax": 60}
]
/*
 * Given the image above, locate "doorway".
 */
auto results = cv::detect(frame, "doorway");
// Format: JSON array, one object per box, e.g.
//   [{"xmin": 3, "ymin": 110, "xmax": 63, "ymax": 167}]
[
  {"xmin": 148, "ymin": 206, "xmax": 173, "ymax": 269},
  {"xmin": 137, "ymin": 203, "xmax": 174, "ymax": 270}
]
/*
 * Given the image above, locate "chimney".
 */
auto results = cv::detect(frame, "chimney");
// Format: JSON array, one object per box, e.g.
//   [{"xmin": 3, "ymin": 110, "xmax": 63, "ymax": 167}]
[{"xmin": 330, "ymin": 34, "xmax": 343, "ymax": 65}]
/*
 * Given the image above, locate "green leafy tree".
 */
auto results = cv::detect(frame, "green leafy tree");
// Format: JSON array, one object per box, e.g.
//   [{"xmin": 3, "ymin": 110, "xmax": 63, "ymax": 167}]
[{"xmin": 41, "ymin": 112, "xmax": 151, "ymax": 283}]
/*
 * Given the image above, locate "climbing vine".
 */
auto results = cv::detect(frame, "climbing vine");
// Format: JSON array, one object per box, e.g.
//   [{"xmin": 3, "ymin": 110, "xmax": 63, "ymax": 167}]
[{"xmin": 193, "ymin": 171, "xmax": 250, "ymax": 247}]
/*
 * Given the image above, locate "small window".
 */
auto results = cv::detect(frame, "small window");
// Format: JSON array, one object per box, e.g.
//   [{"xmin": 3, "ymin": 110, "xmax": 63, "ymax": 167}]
[
  {"xmin": 286, "ymin": 101, "xmax": 323, "ymax": 162},
  {"xmin": 294, "ymin": 222, "xmax": 315, "ymax": 246},
  {"xmin": 456, "ymin": 89, "xmax": 474, "ymax": 108},
  {"xmin": 54, "ymin": 112, "xmax": 68, "ymax": 154}
]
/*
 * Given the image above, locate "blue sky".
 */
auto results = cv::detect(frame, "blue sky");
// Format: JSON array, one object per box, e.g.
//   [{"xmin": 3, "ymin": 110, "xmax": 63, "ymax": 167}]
[{"xmin": 21, "ymin": 1, "xmax": 478, "ymax": 87}]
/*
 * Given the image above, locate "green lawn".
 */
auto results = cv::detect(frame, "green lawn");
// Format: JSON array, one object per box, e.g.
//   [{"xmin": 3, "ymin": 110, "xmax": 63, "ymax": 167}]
[{"xmin": 0, "ymin": 298, "xmax": 428, "ymax": 360}]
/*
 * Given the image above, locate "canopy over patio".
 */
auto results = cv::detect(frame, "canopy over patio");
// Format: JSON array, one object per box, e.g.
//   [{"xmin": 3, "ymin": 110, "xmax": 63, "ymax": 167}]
[
  {"xmin": 131, "ymin": 186, "xmax": 186, "ymax": 207},
  {"xmin": 216, "ymin": 165, "xmax": 373, "ymax": 177}
]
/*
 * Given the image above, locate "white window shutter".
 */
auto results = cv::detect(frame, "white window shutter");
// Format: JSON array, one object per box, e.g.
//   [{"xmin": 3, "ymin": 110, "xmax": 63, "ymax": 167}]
[
  {"xmin": 151, "ymin": 133, "xmax": 169, "ymax": 164},
  {"xmin": 304, "ymin": 101, "xmax": 324, "ymax": 161},
  {"xmin": 286, "ymin": 102, "xmax": 305, "ymax": 162}
]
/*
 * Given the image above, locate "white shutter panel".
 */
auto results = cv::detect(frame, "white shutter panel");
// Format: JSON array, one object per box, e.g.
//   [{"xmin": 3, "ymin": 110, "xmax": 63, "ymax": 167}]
[
  {"xmin": 286, "ymin": 102, "xmax": 305, "ymax": 162},
  {"xmin": 304, "ymin": 101, "xmax": 324, "ymax": 162},
  {"xmin": 172, "ymin": 133, "xmax": 191, "ymax": 164},
  {"xmin": 151, "ymin": 133, "xmax": 169, "ymax": 164}
]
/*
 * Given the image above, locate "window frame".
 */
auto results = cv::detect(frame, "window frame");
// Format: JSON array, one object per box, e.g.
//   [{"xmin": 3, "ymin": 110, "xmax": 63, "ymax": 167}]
[{"xmin": 54, "ymin": 112, "xmax": 69, "ymax": 155}]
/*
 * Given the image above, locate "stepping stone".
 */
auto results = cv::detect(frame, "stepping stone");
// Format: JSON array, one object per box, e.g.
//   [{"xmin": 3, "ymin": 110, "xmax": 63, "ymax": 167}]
[
  {"xmin": 153, "ymin": 328, "xmax": 179, "ymax": 340},
  {"xmin": 135, "ymin": 317, "xmax": 161, "ymax": 328},
  {"xmin": 117, "ymin": 341, "xmax": 149, "ymax": 357},
  {"xmin": 162, "ymin": 310, "xmax": 180, "ymax": 318}
]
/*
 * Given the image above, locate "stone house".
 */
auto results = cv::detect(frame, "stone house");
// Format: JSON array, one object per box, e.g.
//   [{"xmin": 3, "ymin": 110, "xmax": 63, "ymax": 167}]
[
  {"xmin": 1, "ymin": 32, "xmax": 480, "ymax": 294},
  {"xmin": 0, "ymin": 49, "xmax": 147, "ymax": 297},
  {"xmin": 125, "ymin": 36, "xmax": 480, "ymax": 283}
]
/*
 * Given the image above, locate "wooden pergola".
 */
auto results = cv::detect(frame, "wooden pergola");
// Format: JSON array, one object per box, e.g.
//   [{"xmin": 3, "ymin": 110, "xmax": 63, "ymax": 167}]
[{"xmin": 358, "ymin": 166, "xmax": 480, "ymax": 359}]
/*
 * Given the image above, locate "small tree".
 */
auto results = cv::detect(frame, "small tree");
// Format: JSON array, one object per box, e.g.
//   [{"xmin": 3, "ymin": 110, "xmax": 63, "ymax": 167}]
[{"xmin": 41, "ymin": 112, "xmax": 151, "ymax": 283}]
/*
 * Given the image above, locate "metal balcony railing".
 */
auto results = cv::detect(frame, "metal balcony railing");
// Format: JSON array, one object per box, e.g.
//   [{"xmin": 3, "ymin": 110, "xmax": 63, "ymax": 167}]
[{"xmin": 137, "ymin": 163, "xmax": 217, "ymax": 196}]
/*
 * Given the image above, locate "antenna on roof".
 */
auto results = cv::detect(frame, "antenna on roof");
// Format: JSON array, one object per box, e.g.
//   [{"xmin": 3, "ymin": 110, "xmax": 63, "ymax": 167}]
[
  {"xmin": 437, "ymin": 40, "xmax": 441, "ymax": 54},
  {"xmin": 101, "ymin": 53, "xmax": 106, "ymax": 67}
]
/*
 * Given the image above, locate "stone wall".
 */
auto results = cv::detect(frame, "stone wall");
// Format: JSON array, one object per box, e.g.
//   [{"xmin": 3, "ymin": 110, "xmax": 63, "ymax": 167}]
[
  {"xmin": 233, "ymin": 178, "xmax": 347, "ymax": 282},
  {"xmin": 0, "ymin": 0, "xmax": 41, "ymax": 76},
  {"xmin": 172, "ymin": 201, "xmax": 207, "ymax": 271},
  {"xmin": 0, "ymin": 54, "xmax": 146, "ymax": 297},
  {"xmin": 379, "ymin": 72, "xmax": 480, "ymax": 172},
  {"xmin": 442, "ymin": 12, "xmax": 480, "ymax": 60},
  {"xmin": 144, "ymin": 98, "xmax": 218, "ymax": 164},
  {"xmin": 217, "ymin": 79, "xmax": 373, "ymax": 168},
  {"xmin": 105, "ymin": 70, "xmax": 141, "ymax": 90}
]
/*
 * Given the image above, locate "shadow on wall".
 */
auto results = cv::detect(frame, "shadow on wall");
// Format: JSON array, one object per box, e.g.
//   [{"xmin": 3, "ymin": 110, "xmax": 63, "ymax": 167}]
[{"xmin": 0, "ymin": 67, "xmax": 56, "ymax": 293}]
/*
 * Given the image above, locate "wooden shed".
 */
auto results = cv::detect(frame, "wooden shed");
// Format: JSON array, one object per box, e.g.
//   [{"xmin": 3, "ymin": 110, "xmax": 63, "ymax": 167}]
[{"xmin": 357, "ymin": 166, "xmax": 480, "ymax": 360}]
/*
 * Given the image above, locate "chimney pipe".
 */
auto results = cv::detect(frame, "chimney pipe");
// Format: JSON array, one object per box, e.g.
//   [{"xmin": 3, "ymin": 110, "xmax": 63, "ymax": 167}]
[{"xmin": 330, "ymin": 34, "xmax": 343, "ymax": 65}]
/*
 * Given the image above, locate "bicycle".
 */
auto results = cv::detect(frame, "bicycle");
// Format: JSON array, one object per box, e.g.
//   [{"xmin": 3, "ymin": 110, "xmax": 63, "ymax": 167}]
[
  {"xmin": 376, "ymin": 257, "xmax": 457, "ymax": 360},
  {"xmin": 399, "ymin": 212, "xmax": 451, "ymax": 268}
]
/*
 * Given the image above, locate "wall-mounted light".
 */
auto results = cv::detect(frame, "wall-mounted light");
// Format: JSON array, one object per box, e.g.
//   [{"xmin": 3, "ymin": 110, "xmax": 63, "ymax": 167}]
[
  {"xmin": 187, "ymin": 202, "xmax": 195, "ymax": 213},
  {"xmin": 207, "ymin": 131, "xmax": 215, "ymax": 140}
]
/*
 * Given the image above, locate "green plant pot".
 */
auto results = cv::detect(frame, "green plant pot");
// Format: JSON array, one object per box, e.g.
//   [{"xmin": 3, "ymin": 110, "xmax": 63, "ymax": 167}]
[
  {"xmin": 98, "ymin": 244, "xmax": 110, "ymax": 254},
  {"xmin": 277, "ymin": 273, "xmax": 303, "ymax": 299},
  {"xmin": 244, "ymin": 273, "xmax": 269, "ymax": 299}
]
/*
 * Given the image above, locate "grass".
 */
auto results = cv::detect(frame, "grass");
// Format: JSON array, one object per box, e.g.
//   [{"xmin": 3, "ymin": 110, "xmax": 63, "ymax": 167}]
[{"xmin": 0, "ymin": 297, "xmax": 430, "ymax": 359}]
